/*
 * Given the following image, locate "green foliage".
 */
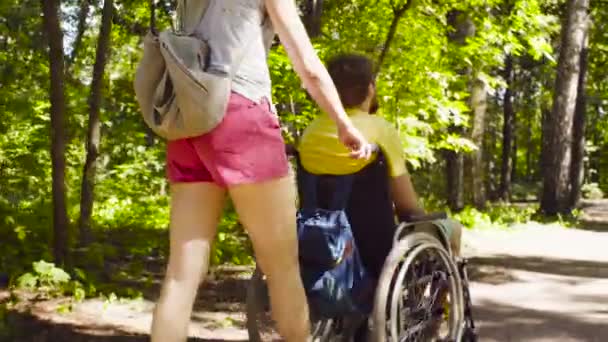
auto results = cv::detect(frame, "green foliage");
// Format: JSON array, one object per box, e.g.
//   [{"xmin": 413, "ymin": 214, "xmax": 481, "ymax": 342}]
[
  {"xmin": 582, "ymin": 183, "xmax": 604, "ymax": 200},
  {"xmin": 15, "ymin": 261, "xmax": 83, "ymax": 299},
  {"xmin": 454, "ymin": 203, "xmax": 537, "ymax": 229},
  {"xmin": 212, "ymin": 205, "xmax": 254, "ymax": 266},
  {"xmin": 454, "ymin": 207, "xmax": 496, "ymax": 229}
]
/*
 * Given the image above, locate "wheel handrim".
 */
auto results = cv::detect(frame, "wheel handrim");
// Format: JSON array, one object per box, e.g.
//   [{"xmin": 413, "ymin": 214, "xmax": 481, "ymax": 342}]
[{"xmin": 387, "ymin": 242, "xmax": 463, "ymax": 342}]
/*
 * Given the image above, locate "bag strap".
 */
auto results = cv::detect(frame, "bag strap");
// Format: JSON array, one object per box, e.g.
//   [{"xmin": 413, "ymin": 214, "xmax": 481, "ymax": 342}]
[{"xmin": 149, "ymin": 0, "xmax": 157, "ymax": 34}]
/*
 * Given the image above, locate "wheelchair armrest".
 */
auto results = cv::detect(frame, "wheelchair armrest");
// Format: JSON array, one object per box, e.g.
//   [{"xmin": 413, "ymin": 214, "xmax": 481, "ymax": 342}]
[{"xmin": 399, "ymin": 211, "xmax": 448, "ymax": 223}]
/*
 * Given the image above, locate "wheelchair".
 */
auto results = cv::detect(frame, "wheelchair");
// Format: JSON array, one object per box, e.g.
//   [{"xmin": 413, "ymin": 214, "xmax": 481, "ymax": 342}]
[{"xmin": 246, "ymin": 147, "xmax": 477, "ymax": 341}]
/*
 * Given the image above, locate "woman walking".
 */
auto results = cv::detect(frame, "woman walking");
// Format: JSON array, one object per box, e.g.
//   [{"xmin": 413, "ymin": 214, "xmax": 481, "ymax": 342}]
[{"xmin": 150, "ymin": 1, "xmax": 372, "ymax": 341}]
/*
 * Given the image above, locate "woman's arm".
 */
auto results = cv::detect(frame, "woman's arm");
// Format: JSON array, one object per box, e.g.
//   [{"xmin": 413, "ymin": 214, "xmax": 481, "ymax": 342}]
[{"xmin": 264, "ymin": 0, "xmax": 371, "ymax": 158}]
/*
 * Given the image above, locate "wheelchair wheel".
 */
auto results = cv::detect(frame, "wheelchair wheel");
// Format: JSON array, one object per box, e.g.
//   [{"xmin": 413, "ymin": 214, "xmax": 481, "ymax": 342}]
[
  {"xmin": 457, "ymin": 259, "xmax": 478, "ymax": 342},
  {"xmin": 372, "ymin": 232, "xmax": 464, "ymax": 342},
  {"xmin": 246, "ymin": 267, "xmax": 338, "ymax": 341}
]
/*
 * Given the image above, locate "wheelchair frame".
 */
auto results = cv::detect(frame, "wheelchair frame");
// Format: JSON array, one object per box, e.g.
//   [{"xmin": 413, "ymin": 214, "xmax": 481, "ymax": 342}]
[
  {"xmin": 373, "ymin": 218, "xmax": 465, "ymax": 342},
  {"xmin": 246, "ymin": 215, "xmax": 471, "ymax": 342}
]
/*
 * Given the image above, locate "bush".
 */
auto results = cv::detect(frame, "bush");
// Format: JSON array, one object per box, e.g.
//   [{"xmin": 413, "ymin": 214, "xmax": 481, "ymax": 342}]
[
  {"xmin": 16, "ymin": 261, "xmax": 85, "ymax": 301},
  {"xmin": 582, "ymin": 183, "xmax": 604, "ymax": 200},
  {"xmin": 453, "ymin": 203, "xmax": 537, "ymax": 229}
]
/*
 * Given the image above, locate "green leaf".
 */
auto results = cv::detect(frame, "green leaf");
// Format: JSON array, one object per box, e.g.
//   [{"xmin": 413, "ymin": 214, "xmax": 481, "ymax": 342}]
[
  {"xmin": 33, "ymin": 260, "xmax": 54, "ymax": 276},
  {"xmin": 73, "ymin": 287, "xmax": 86, "ymax": 302},
  {"xmin": 16, "ymin": 273, "xmax": 37, "ymax": 289},
  {"xmin": 49, "ymin": 268, "xmax": 71, "ymax": 284}
]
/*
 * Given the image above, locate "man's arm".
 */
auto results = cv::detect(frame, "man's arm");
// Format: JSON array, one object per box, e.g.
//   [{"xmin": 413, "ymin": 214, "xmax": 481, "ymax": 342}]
[
  {"xmin": 375, "ymin": 119, "xmax": 425, "ymax": 218},
  {"xmin": 390, "ymin": 174, "xmax": 426, "ymax": 220}
]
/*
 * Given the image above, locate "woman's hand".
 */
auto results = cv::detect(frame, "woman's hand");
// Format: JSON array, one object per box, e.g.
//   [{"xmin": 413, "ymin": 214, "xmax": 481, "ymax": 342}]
[{"xmin": 337, "ymin": 122, "xmax": 373, "ymax": 159}]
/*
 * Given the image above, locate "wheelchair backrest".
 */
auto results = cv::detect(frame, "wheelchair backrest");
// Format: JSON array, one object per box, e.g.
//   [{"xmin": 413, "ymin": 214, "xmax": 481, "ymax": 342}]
[{"xmin": 295, "ymin": 151, "xmax": 396, "ymax": 278}]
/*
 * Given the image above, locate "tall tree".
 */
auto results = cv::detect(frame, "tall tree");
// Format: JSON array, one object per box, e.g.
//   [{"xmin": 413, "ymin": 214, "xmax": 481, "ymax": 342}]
[
  {"xmin": 302, "ymin": 0, "xmax": 324, "ymax": 38},
  {"xmin": 569, "ymin": 30, "xmax": 590, "ymax": 207},
  {"xmin": 511, "ymin": 116, "xmax": 518, "ymax": 182},
  {"xmin": 541, "ymin": 0, "xmax": 590, "ymax": 215},
  {"xmin": 499, "ymin": 55, "xmax": 515, "ymax": 201},
  {"xmin": 469, "ymin": 77, "xmax": 488, "ymax": 208},
  {"xmin": 445, "ymin": 144, "xmax": 465, "ymax": 211},
  {"xmin": 41, "ymin": 0, "xmax": 69, "ymax": 265},
  {"xmin": 444, "ymin": 10, "xmax": 474, "ymax": 212},
  {"xmin": 78, "ymin": 0, "xmax": 114, "ymax": 245}
]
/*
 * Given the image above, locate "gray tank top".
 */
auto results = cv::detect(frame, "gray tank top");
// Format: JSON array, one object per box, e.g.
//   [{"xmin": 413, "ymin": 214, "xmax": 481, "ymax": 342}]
[{"xmin": 195, "ymin": 0, "xmax": 275, "ymax": 104}]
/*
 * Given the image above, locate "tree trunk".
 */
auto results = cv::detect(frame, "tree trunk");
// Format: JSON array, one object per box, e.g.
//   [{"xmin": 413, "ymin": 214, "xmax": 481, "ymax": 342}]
[
  {"xmin": 569, "ymin": 31, "xmax": 589, "ymax": 208},
  {"xmin": 485, "ymin": 96, "xmax": 501, "ymax": 201},
  {"xmin": 511, "ymin": 119, "xmax": 518, "ymax": 183},
  {"xmin": 41, "ymin": 0, "xmax": 69, "ymax": 265},
  {"xmin": 541, "ymin": 0, "xmax": 590, "ymax": 215},
  {"xmin": 303, "ymin": 0, "xmax": 324, "ymax": 38},
  {"xmin": 588, "ymin": 104, "xmax": 600, "ymax": 184},
  {"xmin": 445, "ymin": 147, "xmax": 465, "ymax": 212},
  {"xmin": 78, "ymin": 0, "xmax": 114, "ymax": 246},
  {"xmin": 499, "ymin": 55, "xmax": 515, "ymax": 201},
  {"xmin": 469, "ymin": 77, "xmax": 488, "ymax": 208},
  {"xmin": 526, "ymin": 104, "xmax": 533, "ymax": 181},
  {"xmin": 539, "ymin": 105, "xmax": 550, "ymax": 183},
  {"xmin": 444, "ymin": 11, "xmax": 474, "ymax": 211}
]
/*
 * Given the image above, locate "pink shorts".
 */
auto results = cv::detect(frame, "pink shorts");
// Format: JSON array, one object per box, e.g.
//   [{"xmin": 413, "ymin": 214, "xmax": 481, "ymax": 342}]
[{"xmin": 166, "ymin": 92, "xmax": 289, "ymax": 187}]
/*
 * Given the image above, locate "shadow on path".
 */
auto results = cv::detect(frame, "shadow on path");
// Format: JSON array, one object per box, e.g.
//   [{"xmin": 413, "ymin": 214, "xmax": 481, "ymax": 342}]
[
  {"xmin": 475, "ymin": 299, "xmax": 607, "ymax": 342},
  {"xmin": 579, "ymin": 199, "xmax": 608, "ymax": 232},
  {"xmin": 1, "ymin": 311, "xmax": 247, "ymax": 342},
  {"xmin": 467, "ymin": 254, "xmax": 608, "ymax": 282}
]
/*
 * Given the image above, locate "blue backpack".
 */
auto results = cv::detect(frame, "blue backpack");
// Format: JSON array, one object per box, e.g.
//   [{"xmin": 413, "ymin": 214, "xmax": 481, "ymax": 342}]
[{"xmin": 296, "ymin": 169, "xmax": 375, "ymax": 318}]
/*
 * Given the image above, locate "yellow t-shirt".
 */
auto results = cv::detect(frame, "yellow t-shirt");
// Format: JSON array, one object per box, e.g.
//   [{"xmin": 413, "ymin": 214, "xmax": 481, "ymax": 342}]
[{"xmin": 297, "ymin": 109, "xmax": 407, "ymax": 177}]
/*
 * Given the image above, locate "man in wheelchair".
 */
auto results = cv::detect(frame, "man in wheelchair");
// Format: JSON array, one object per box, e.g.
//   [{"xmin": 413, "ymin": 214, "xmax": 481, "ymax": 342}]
[
  {"xmin": 297, "ymin": 54, "xmax": 463, "ymax": 268},
  {"xmin": 246, "ymin": 54, "xmax": 476, "ymax": 342},
  {"xmin": 295, "ymin": 54, "xmax": 471, "ymax": 341}
]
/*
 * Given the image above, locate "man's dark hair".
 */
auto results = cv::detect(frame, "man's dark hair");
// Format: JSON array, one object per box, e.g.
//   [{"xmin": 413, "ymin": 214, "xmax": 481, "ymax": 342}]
[{"xmin": 326, "ymin": 54, "xmax": 376, "ymax": 109}]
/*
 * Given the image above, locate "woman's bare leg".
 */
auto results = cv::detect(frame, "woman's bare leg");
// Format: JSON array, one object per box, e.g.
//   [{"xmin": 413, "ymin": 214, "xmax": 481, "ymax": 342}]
[
  {"xmin": 229, "ymin": 175, "xmax": 310, "ymax": 342},
  {"xmin": 151, "ymin": 182, "xmax": 226, "ymax": 342}
]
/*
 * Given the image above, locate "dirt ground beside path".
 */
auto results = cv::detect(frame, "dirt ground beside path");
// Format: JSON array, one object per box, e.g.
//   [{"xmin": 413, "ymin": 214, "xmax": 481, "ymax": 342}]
[{"xmin": 2, "ymin": 213, "xmax": 608, "ymax": 341}]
